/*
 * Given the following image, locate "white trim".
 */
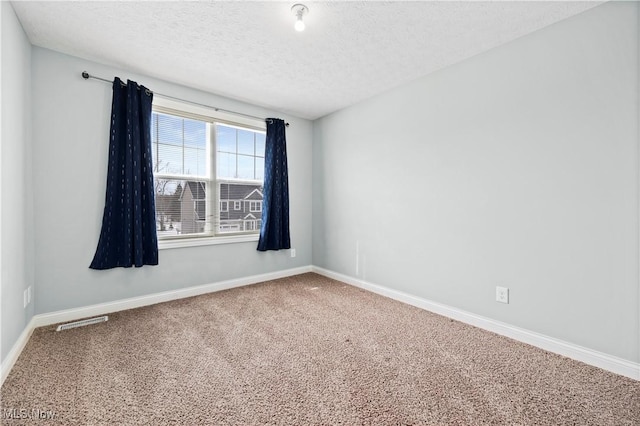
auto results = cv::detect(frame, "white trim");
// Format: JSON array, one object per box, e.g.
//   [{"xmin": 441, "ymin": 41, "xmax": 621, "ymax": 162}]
[
  {"xmin": 312, "ymin": 266, "xmax": 640, "ymax": 381},
  {"xmin": 244, "ymin": 188, "xmax": 263, "ymax": 200},
  {"xmin": 1, "ymin": 317, "xmax": 36, "ymax": 386},
  {"xmin": 159, "ymin": 233, "xmax": 258, "ymax": 249},
  {"xmin": 249, "ymin": 200, "xmax": 262, "ymax": 212},
  {"xmin": 3, "ymin": 265, "xmax": 637, "ymax": 386},
  {"xmin": 1, "ymin": 266, "xmax": 311, "ymax": 386},
  {"xmin": 32, "ymin": 266, "xmax": 311, "ymax": 329},
  {"xmin": 153, "ymin": 97, "xmax": 266, "ymax": 131}
]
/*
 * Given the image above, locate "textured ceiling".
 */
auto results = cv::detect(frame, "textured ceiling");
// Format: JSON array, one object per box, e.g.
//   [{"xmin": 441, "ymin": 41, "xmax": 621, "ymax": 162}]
[{"xmin": 12, "ymin": 1, "xmax": 603, "ymax": 120}]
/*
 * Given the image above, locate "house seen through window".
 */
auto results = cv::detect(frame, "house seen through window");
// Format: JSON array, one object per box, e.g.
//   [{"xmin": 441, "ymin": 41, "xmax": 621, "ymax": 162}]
[{"xmin": 151, "ymin": 99, "xmax": 265, "ymax": 244}]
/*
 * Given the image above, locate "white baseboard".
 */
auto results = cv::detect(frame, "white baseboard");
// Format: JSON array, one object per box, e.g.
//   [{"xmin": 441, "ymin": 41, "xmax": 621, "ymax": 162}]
[
  {"xmin": 312, "ymin": 266, "xmax": 640, "ymax": 381},
  {"xmin": 1, "ymin": 317, "xmax": 36, "ymax": 386},
  {"xmin": 1, "ymin": 265, "xmax": 312, "ymax": 386},
  {"xmin": 32, "ymin": 266, "xmax": 312, "ymax": 328},
  {"xmin": 3, "ymin": 264, "xmax": 638, "ymax": 386}
]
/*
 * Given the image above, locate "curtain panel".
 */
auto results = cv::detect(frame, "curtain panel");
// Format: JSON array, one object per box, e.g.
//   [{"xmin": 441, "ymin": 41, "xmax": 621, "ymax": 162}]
[
  {"xmin": 90, "ymin": 78, "xmax": 158, "ymax": 269},
  {"xmin": 257, "ymin": 118, "xmax": 291, "ymax": 251}
]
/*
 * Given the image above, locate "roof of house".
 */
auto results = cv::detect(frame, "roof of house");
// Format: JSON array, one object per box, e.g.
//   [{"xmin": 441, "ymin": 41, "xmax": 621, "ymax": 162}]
[
  {"xmin": 181, "ymin": 181, "xmax": 206, "ymax": 220},
  {"xmin": 220, "ymin": 184, "xmax": 263, "ymax": 201},
  {"xmin": 183, "ymin": 181, "xmax": 206, "ymax": 200},
  {"xmin": 179, "ymin": 182, "xmax": 264, "ymax": 222}
]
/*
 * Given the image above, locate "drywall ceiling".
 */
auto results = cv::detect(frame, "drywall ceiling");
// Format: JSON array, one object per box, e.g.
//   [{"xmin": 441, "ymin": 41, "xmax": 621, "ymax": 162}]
[{"xmin": 11, "ymin": 1, "xmax": 603, "ymax": 120}]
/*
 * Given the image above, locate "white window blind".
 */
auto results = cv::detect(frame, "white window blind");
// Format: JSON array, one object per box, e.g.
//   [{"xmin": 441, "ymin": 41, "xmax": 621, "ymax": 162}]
[{"xmin": 151, "ymin": 103, "xmax": 265, "ymax": 244}]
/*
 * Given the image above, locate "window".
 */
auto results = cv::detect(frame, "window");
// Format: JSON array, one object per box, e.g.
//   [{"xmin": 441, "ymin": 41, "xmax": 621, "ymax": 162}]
[
  {"xmin": 249, "ymin": 201, "xmax": 262, "ymax": 212},
  {"xmin": 151, "ymin": 98, "xmax": 265, "ymax": 247}
]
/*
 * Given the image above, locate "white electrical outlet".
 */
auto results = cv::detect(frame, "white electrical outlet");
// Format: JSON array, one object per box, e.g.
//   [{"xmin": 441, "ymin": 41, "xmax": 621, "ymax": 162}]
[
  {"xmin": 496, "ymin": 286, "xmax": 509, "ymax": 304},
  {"xmin": 291, "ymin": 248, "xmax": 296, "ymax": 258}
]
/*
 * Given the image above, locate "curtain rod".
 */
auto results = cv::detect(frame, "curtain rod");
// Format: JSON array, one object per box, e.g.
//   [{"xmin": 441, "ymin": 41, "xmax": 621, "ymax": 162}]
[{"xmin": 81, "ymin": 71, "xmax": 289, "ymax": 127}]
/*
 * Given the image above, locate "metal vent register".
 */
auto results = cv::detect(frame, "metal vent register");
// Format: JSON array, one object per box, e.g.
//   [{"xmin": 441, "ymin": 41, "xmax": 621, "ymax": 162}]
[{"xmin": 56, "ymin": 316, "xmax": 108, "ymax": 331}]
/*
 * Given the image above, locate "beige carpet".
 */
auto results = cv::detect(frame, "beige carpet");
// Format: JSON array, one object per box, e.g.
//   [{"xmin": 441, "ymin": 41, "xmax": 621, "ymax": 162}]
[{"xmin": 1, "ymin": 273, "xmax": 638, "ymax": 425}]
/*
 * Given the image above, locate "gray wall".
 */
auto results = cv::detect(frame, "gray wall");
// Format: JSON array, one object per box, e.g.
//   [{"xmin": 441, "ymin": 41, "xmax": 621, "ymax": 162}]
[
  {"xmin": 31, "ymin": 48, "xmax": 313, "ymax": 314},
  {"xmin": 4, "ymin": 0, "xmax": 639, "ymax": 370},
  {"xmin": 1, "ymin": 2, "xmax": 35, "ymax": 362},
  {"xmin": 312, "ymin": 2, "xmax": 639, "ymax": 363}
]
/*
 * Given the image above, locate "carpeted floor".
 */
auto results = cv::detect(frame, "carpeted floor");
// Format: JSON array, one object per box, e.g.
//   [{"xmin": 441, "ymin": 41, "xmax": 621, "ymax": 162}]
[{"xmin": 1, "ymin": 273, "xmax": 638, "ymax": 425}]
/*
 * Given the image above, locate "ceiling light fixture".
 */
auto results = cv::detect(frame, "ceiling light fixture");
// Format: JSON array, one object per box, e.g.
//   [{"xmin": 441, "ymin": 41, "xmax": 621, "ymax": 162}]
[{"xmin": 291, "ymin": 4, "xmax": 309, "ymax": 32}]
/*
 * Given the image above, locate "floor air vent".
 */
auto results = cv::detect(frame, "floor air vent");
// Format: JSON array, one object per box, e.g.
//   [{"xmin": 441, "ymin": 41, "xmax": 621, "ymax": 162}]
[{"xmin": 56, "ymin": 316, "xmax": 108, "ymax": 331}]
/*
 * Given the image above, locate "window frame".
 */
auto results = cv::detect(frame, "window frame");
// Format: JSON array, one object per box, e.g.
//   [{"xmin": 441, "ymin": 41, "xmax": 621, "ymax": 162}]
[
  {"xmin": 152, "ymin": 97, "xmax": 266, "ymax": 250},
  {"xmin": 249, "ymin": 201, "xmax": 262, "ymax": 212}
]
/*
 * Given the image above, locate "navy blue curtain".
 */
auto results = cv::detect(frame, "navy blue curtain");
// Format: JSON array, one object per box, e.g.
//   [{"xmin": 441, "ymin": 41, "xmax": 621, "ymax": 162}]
[
  {"xmin": 90, "ymin": 78, "xmax": 158, "ymax": 269},
  {"xmin": 258, "ymin": 118, "xmax": 291, "ymax": 251}
]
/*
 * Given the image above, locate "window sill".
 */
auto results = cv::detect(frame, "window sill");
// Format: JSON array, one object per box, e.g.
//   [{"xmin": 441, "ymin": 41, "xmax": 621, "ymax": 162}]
[{"xmin": 158, "ymin": 234, "xmax": 259, "ymax": 250}]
